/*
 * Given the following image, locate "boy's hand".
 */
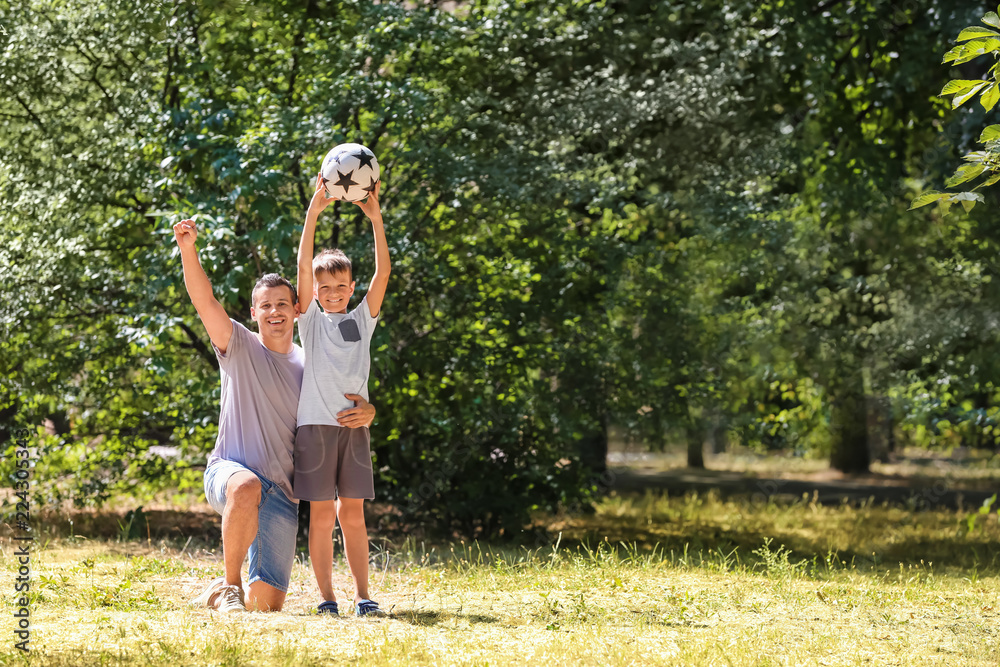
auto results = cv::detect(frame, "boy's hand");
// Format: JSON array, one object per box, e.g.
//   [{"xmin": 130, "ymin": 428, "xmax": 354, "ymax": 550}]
[
  {"xmin": 308, "ymin": 172, "xmax": 337, "ymax": 216},
  {"xmin": 173, "ymin": 219, "xmax": 198, "ymax": 249},
  {"xmin": 336, "ymin": 393, "xmax": 376, "ymax": 428},
  {"xmin": 354, "ymin": 180, "xmax": 382, "ymax": 222}
]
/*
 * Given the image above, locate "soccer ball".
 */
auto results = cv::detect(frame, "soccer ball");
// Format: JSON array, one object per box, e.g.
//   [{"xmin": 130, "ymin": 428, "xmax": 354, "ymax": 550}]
[{"xmin": 320, "ymin": 143, "xmax": 380, "ymax": 202}]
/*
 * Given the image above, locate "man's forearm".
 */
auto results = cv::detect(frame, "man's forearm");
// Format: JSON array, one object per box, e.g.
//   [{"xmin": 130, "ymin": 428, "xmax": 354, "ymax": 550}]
[{"xmin": 180, "ymin": 246, "xmax": 216, "ymax": 309}]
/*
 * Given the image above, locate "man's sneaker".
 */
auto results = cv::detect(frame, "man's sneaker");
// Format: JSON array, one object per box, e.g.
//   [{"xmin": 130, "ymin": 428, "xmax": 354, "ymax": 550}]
[
  {"xmin": 193, "ymin": 576, "xmax": 246, "ymax": 612},
  {"xmin": 192, "ymin": 576, "xmax": 226, "ymax": 607},
  {"xmin": 356, "ymin": 599, "xmax": 387, "ymax": 618},
  {"xmin": 216, "ymin": 584, "xmax": 246, "ymax": 613}
]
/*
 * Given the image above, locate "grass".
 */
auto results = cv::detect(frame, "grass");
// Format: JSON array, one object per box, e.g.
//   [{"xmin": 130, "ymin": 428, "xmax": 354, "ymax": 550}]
[
  {"xmin": 1, "ymin": 492, "xmax": 999, "ymax": 666},
  {"xmin": 547, "ymin": 491, "xmax": 1000, "ymax": 569}
]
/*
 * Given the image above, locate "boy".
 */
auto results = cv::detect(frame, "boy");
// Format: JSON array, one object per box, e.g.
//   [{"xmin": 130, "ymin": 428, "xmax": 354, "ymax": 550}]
[{"xmin": 295, "ymin": 172, "xmax": 390, "ymax": 617}]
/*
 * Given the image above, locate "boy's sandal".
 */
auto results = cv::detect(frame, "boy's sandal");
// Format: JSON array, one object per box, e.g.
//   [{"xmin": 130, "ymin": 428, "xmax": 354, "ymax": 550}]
[
  {"xmin": 317, "ymin": 600, "xmax": 340, "ymax": 615},
  {"xmin": 356, "ymin": 599, "xmax": 387, "ymax": 617}
]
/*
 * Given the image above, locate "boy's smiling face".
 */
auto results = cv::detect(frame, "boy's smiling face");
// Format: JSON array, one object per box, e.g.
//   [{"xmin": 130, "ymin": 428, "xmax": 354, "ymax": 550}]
[{"xmin": 315, "ymin": 269, "xmax": 355, "ymax": 314}]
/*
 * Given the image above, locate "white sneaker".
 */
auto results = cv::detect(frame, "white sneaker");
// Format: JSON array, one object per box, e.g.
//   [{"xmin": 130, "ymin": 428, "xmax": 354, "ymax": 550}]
[
  {"xmin": 193, "ymin": 576, "xmax": 246, "ymax": 612},
  {"xmin": 216, "ymin": 584, "xmax": 246, "ymax": 613}
]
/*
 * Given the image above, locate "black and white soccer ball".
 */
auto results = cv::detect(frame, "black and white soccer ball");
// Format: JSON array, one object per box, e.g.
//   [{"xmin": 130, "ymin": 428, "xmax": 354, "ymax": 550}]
[{"xmin": 320, "ymin": 143, "xmax": 380, "ymax": 202}]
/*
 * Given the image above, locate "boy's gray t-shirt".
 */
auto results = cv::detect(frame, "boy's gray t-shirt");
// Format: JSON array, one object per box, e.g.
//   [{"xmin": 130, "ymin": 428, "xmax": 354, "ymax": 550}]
[
  {"xmin": 297, "ymin": 296, "xmax": 378, "ymax": 426},
  {"xmin": 206, "ymin": 320, "xmax": 304, "ymax": 502}
]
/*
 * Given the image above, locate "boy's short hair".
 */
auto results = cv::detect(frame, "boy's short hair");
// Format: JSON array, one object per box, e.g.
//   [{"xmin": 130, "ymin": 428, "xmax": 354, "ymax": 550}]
[
  {"xmin": 252, "ymin": 273, "xmax": 297, "ymax": 307},
  {"xmin": 313, "ymin": 248, "xmax": 353, "ymax": 280}
]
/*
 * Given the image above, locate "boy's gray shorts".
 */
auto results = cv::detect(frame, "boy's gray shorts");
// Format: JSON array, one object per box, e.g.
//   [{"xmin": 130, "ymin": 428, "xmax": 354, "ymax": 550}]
[{"xmin": 293, "ymin": 425, "xmax": 374, "ymax": 501}]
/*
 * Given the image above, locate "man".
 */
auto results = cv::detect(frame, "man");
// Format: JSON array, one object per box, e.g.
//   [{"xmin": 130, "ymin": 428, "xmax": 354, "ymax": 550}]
[{"xmin": 174, "ymin": 219, "xmax": 375, "ymax": 612}]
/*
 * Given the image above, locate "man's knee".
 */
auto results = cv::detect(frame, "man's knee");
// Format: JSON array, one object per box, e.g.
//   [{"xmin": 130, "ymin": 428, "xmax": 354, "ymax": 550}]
[
  {"xmin": 247, "ymin": 581, "xmax": 286, "ymax": 612},
  {"xmin": 226, "ymin": 472, "xmax": 262, "ymax": 508}
]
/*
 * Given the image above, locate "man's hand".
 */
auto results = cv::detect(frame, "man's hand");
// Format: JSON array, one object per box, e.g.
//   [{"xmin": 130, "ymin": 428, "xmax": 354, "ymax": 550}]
[
  {"xmin": 336, "ymin": 393, "xmax": 376, "ymax": 428},
  {"xmin": 174, "ymin": 219, "xmax": 198, "ymax": 248},
  {"xmin": 308, "ymin": 173, "xmax": 337, "ymax": 217},
  {"xmin": 354, "ymin": 179, "xmax": 381, "ymax": 222}
]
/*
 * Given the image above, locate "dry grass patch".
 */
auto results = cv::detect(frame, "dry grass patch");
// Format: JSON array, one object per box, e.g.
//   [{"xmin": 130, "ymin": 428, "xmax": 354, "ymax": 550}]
[{"xmin": 0, "ymin": 494, "xmax": 998, "ymax": 665}]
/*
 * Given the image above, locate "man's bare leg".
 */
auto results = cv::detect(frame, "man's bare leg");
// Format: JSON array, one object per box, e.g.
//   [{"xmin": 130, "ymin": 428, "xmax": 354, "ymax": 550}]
[
  {"xmin": 336, "ymin": 498, "xmax": 370, "ymax": 603},
  {"xmin": 309, "ymin": 500, "xmax": 339, "ymax": 603},
  {"xmin": 222, "ymin": 472, "xmax": 261, "ymax": 589}
]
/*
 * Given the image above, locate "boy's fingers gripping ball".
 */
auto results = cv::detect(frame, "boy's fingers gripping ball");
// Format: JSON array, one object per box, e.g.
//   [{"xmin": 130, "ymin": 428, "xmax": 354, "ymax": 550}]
[{"xmin": 320, "ymin": 143, "xmax": 380, "ymax": 202}]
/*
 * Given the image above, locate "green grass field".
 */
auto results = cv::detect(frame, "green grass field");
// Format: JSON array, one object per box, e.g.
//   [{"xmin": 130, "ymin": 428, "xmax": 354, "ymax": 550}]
[{"xmin": 2, "ymin": 492, "xmax": 998, "ymax": 666}]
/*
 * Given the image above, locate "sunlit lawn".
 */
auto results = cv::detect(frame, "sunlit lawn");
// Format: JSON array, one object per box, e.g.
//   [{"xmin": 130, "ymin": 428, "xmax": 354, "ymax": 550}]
[{"xmin": 1, "ymin": 492, "xmax": 999, "ymax": 666}]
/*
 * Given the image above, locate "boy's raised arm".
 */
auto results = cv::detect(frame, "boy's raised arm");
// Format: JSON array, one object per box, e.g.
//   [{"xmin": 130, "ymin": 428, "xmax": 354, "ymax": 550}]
[
  {"xmin": 173, "ymin": 219, "xmax": 233, "ymax": 354},
  {"xmin": 356, "ymin": 181, "xmax": 389, "ymax": 318},
  {"xmin": 299, "ymin": 173, "xmax": 336, "ymax": 310}
]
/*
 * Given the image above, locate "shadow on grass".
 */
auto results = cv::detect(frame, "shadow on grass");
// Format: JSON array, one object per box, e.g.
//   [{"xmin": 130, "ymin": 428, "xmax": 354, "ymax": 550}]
[
  {"xmin": 610, "ymin": 466, "xmax": 998, "ymax": 509},
  {"xmin": 389, "ymin": 610, "xmax": 499, "ymax": 626},
  {"xmin": 11, "ymin": 492, "xmax": 1000, "ymax": 574},
  {"xmin": 546, "ymin": 522, "xmax": 1000, "ymax": 572}
]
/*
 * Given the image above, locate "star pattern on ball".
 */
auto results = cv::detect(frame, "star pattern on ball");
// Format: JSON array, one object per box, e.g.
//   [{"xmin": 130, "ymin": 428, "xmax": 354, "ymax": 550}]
[
  {"xmin": 333, "ymin": 169, "xmax": 358, "ymax": 195},
  {"xmin": 353, "ymin": 150, "xmax": 375, "ymax": 170},
  {"xmin": 363, "ymin": 176, "xmax": 379, "ymax": 195}
]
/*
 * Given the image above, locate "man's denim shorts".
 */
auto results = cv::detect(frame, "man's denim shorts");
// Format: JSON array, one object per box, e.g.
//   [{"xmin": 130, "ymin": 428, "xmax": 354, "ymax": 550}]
[{"xmin": 204, "ymin": 459, "xmax": 298, "ymax": 593}]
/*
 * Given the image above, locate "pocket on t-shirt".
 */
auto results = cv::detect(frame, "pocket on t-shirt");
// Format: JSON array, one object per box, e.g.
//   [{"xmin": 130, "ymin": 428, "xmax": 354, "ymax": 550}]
[{"xmin": 339, "ymin": 319, "xmax": 362, "ymax": 342}]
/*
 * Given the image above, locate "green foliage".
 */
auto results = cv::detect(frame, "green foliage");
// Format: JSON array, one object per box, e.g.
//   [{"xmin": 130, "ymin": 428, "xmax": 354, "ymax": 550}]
[
  {"xmin": 751, "ymin": 538, "xmax": 806, "ymax": 581},
  {"xmin": 117, "ymin": 506, "xmax": 148, "ymax": 542},
  {"xmin": 962, "ymin": 493, "xmax": 999, "ymax": 534},
  {"xmin": 85, "ymin": 580, "xmax": 161, "ymax": 611},
  {"xmin": 4, "ymin": 0, "xmax": 1000, "ymax": 534},
  {"xmin": 912, "ymin": 4, "xmax": 1000, "ymax": 212}
]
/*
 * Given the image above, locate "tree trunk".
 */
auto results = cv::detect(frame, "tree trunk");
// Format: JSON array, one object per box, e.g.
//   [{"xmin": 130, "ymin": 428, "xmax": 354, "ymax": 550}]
[
  {"xmin": 707, "ymin": 408, "xmax": 727, "ymax": 454},
  {"xmin": 829, "ymin": 380, "xmax": 870, "ymax": 473},
  {"xmin": 578, "ymin": 414, "xmax": 609, "ymax": 474},
  {"xmin": 867, "ymin": 395, "xmax": 894, "ymax": 463},
  {"xmin": 686, "ymin": 424, "xmax": 705, "ymax": 469}
]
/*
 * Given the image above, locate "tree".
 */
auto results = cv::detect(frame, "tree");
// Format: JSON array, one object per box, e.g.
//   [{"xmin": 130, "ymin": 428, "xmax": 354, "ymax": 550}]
[{"xmin": 736, "ymin": 0, "xmax": 991, "ymax": 472}]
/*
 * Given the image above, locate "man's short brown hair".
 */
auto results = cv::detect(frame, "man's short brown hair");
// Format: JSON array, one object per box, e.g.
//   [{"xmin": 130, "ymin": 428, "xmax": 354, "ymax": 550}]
[
  {"xmin": 251, "ymin": 273, "xmax": 297, "ymax": 307},
  {"xmin": 313, "ymin": 248, "xmax": 352, "ymax": 280}
]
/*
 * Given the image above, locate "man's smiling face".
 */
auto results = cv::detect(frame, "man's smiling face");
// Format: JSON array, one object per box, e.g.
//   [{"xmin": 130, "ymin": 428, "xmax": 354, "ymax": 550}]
[{"xmin": 250, "ymin": 285, "xmax": 298, "ymax": 343}]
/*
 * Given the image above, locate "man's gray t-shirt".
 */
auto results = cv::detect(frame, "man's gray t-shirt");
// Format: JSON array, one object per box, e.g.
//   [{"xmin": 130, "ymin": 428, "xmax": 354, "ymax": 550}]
[
  {"xmin": 206, "ymin": 320, "xmax": 304, "ymax": 502},
  {"xmin": 297, "ymin": 296, "xmax": 378, "ymax": 426}
]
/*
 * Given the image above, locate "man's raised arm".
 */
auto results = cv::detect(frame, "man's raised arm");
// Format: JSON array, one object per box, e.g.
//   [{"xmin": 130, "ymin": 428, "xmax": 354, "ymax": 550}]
[{"xmin": 174, "ymin": 219, "xmax": 233, "ymax": 354}]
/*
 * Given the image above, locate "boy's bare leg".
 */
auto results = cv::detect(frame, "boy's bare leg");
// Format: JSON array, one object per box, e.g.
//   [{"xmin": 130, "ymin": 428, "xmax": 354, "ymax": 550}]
[
  {"xmin": 222, "ymin": 472, "xmax": 261, "ymax": 588},
  {"xmin": 309, "ymin": 500, "xmax": 339, "ymax": 603},
  {"xmin": 336, "ymin": 497, "xmax": 370, "ymax": 602}
]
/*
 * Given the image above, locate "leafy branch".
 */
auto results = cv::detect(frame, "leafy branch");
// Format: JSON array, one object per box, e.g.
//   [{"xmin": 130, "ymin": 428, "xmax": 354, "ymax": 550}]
[{"xmin": 910, "ymin": 7, "xmax": 1000, "ymax": 214}]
